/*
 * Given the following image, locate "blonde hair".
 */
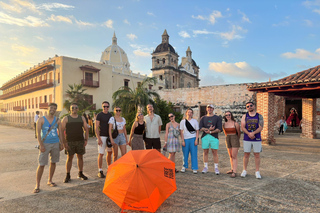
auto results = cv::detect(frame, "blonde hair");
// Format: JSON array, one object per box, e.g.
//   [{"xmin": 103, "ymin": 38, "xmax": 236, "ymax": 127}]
[{"xmin": 135, "ymin": 112, "xmax": 143, "ymax": 122}]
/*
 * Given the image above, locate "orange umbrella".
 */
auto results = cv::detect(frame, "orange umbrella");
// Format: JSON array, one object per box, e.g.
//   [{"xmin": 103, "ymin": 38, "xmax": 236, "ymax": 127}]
[{"xmin": 103, "ymin": 149, "xmax": 177, "ymax": 212}]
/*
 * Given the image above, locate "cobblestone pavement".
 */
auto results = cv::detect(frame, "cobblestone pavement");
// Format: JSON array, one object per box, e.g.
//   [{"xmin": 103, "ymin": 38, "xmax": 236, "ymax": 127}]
[{"xmin": 0, "ymin": 125, "xmax": 319, "ymax": 212}]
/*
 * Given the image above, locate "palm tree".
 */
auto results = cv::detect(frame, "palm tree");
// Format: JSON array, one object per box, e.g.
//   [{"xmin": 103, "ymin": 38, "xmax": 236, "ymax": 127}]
[
  {"xmin": 63, "ymin": 83, "xmax": 91, "ymax": 111},
  {"xmin": 112, "ymin": 77, "xmax": 160, "ymax": 114}
]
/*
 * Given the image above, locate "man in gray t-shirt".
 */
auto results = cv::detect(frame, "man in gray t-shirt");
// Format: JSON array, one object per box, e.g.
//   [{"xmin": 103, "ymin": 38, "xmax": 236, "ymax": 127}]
[{"xmin": 199, "ymin": 104, "xmax": 222, "ymax": 175}]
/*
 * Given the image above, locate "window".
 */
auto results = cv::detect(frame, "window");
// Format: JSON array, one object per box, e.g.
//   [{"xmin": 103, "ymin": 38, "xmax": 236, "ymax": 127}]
[
  {"xmin": 173, "ymin": 76, "xmax": 175, "ymax": 83},
  {"xmin": 35, "ymin": 97, "xmax": 38, "ymax": 108},
  {"xmin": 124, "ymin": 79, "xmax": 130, "ymax": 87},
  {"xmin": 148, "ymin": 84, "xmax": 153, "ymax": 90},
  {"xmin": 159, "ymin": 86, "xmax": 163, "ymax": 90},
  {"xmin": 44, "ymin": 95, "xmax": 47, "ymax": 103},
  {"xmin": 159, "ymin": 75, "xmax": 163, "ymax": 80},
  {"xmin": 57, "ymin": 72, "xmax": 60, "ymax": 83},
  {"xmin": 39, "ymin": 96, "xmax": 42, "ymax": 103},
  {"xmin": 157, "ymin": 59, "xmax": 159, "ymax": 64},
  {"xmin": 85, "ymin": 72, "xmax": 93, "ymax": 81},
  {"xmin": 85, "ymin": 95, "xmax": 93, "ymax": 105},
  {"xmin": 32, "ymin": 98, "xmax": 34, "ymax": 109},
  {"xmin": 162, "ymin": 58, "xmax": 165, "ymax": 64},
  {"xmin": 49, "ymin": 94, "xmax": 52, "ymax": 103},
  {"xmin": 28, "ymin": 99, "xmax": 30, "ymax": 109}
]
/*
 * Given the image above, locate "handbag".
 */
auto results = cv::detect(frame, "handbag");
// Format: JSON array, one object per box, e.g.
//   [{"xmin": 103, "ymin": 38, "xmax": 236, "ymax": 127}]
[
  {"xmin": 171, "ymin": 124, "xmax": 180, "ymax": 138},
  {"xmin": 111, "ymin": 117, "xmax": 119, "ymax": 139},
  {"xmin": 106, "ymin": 137, "xmax": 113, "ymax": 148},
  {"xmin": 185, "ymin": 119, "xmax": 196, "ymax": 134}
]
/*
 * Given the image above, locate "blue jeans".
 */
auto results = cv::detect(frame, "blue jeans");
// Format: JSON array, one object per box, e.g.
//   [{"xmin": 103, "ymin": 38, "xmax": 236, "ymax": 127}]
[{"xmin": 182, "ymin": 137, "xmax": 198, "ymax": 170}]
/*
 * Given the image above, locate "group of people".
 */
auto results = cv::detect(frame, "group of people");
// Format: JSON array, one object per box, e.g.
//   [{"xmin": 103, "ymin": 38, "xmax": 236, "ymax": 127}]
[{"xmin": 33, "ymin": 101, "xmax": 264, "ymax": 194}]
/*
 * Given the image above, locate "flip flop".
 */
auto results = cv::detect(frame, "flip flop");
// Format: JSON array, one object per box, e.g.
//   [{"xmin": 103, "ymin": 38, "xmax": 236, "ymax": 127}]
[
  {"xmin": 33, "ymin": 188, "xmax": 40, "ymax": 193},
  {"xmin": 226, "ymin": 170, "xmax": 233, "ymax": 174},
  {"xmin": 47, "ymin": 182, "xmax": 57, "ymax": 187}
]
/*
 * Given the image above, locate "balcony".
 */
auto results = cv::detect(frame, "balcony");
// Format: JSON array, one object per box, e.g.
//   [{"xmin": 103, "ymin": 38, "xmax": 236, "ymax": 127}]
[
  {"xmin": 81, "ymin": 79, "xmax": 99, "ymax": 88},
  {"xmin": 0, "ymin": 79, "xmax": 54, "ymax": 100},
  {"xmin": 13, "ymin": 106, "xmax": 25, "ymax": 111},
  {"xmin": 39, "ymin": 103, "xmax": 49, "ymax": 109},
  {"xmin": 1, "ymin": 108, "xmax": 7, "ymax": 112}
]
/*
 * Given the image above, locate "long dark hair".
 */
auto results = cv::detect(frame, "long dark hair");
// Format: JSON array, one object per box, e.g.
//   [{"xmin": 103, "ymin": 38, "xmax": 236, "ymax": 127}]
[{"xmin": 224, "ymin": 111, "xmax": 235, "ymax": 122}]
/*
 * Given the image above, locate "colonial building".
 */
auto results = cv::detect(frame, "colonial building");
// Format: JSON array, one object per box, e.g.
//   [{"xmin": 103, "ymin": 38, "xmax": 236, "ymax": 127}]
[
  {"xmin": 151, "ymin": 30, "xmax": 200, "ymax": 89},
  {"xmin": 0, "ymin": 33, "xmax": 164, "ymax": 128}
]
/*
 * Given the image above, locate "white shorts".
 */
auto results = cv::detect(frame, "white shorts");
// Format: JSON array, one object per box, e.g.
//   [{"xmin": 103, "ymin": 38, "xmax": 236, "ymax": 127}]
[
  {"xmin": 243, "ymin": 140, "xmax": 262, "ymax": 153},
  {"xmin": 98, "ymin": 136, "xmax": 112, "ymax": 154}
]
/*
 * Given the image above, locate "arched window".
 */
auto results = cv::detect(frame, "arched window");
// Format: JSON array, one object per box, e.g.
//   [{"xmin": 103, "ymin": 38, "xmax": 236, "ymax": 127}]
[
  {"xmin": 162, "ymin": 58, "xmax": 165, "ymax": 64},
  {"xmin": 157, "ymin": 59, "xmax": 159, "ymax": 64}
]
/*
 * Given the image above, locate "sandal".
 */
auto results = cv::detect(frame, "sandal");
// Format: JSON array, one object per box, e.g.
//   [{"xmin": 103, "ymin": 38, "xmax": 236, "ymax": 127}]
[
  {"xmin": 33, "ymin": 188, "xmax": 40, "ymax": 193},
  {"xmin": 226, "ymin": 170, "xmax": 233, "ymax": 174},
  {"xmin": 47, "ymin": 182, "xmax": 57, "ymax": 187},
  {"xmin": 175, "ymin": 168, "xmax": 179, "ymax": 173},
  {"xmin": 230, "ymin": 172, "xmax": 236, "ymax": 178}
]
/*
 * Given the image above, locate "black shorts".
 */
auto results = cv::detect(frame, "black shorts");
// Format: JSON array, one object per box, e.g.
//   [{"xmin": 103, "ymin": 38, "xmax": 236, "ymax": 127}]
[{"xmin": 144, "ymin": 138, "xmax": 161, "ymax": 149}]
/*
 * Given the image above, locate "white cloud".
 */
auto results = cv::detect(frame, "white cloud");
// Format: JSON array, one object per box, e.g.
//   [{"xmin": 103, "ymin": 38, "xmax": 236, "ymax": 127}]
[
  {"xmin": 127, "ymin": 33, "xmax": 137, "ymax": 40},
  {"xmin": 14, "ymin": 0, "xmax": 42, "ymax": 15},
  {"xmin": 303, "ymin": 0, "xmax": 320, "ymax": 7},
  {"xmin": 11, "ymin": 44, "xmax": 37, "ymax": 56},
  {"xmin": 238, "ymin": 10, "xmax": 251, "ymax": 23},
  {"xmin": 281, "ymin": 48, "xmax": 320, "ymax": 60},
  {"xmin": 47, "ymin": 14, "xmax": 72, "ymax": 23},
  {"xmin": 117, "ymin": 6, "xmax": 123, "ymax": 10},
  {"xmin": 102, "ymin": 19, "xmax": 113, "ymax": 28},
  {"xmin": 179, "ymin": 31, "xmax": 191, "ymax": 38},
  {"xmin": 193, "ymin": 29, "xmax": 215, "ymax": 35},
  {"xmin": 37, "ymin": 3, "xmax": 74, "ymax": 11},
  {"xmin": 124, "ymin": 19, "xmax": 130, "ymax": 25},
  {"xmin": 75, "ymin": 20, "xmax": 95, "ymax": 27},
  {"xmin": 35, "ymin": 36, "xmax": 44, "ymax": 41},
  {"xmin": 209, "ymin": 10, "xmax": 222, "ymax": 24},
  {"xmin": 208, "ymin": 61, "xmax": 285, "ymax": 80},
  {"xmin": 304, "ymin": 19, "xmax": 313, "ymax": 26},
  {"xmin": 192, "ymin": 10, "xmax": 222, "ymax": 25},
  {"xmin": 133, "ymin": 50, "xmax": 150, "ymax": 57},
  {"xmin": 191, "ymin": 15, "xmax": 206, "ymax": 20},
  {"xmin": 272, "ymin": 21, "xmax": 289, "ymax": 27},
  {"xmin": 0, "ymin": 12, "xmax": 49, "ymax": 27},
  {"xmin": 220, "ymin": 25, "xmax": 247, "ymax": 40},
  {"xmin": 0, "ymin": 1, "xmax": 22, "ymax": 13},
  {"xmin": 147, "ymin": 12, "xmax": 155, "ymax": 16},
  {"xmin": 313, "ymin": 9, "xmax": 320, "ymax": 14}
]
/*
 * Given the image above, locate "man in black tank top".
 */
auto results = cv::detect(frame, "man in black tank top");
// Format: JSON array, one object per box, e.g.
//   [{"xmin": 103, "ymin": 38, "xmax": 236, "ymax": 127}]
[{"xmin": 61, "ymin": 103, "xmax": 89, "ymax": 183}]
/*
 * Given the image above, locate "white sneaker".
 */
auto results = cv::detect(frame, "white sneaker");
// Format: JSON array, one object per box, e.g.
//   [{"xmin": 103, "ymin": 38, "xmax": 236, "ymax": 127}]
[
  {"xmin": 180, "ymin": 167, "xmax": 186, "ymax": 173},
  {"xmin": 193, "ymin": 170, "xmax": 198, "ymax": 174},
  {"xmin": 241, "ymin": 170, "xmax": 247, "ymax": 178},
  {"xmin": 255, "ymin": 171, "xmax": 261, "ymax": 179},
  {"xmin": 202, "ymin": 167, "xmax": 208, "ymax": 174}
]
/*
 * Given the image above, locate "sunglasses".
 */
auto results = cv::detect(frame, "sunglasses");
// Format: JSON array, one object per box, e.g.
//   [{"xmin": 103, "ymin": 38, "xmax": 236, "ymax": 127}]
[
  {"xmin": 116, "ymin": 109, "xmax": 121, "ymax": 112},
  {"xmin": 71, "ymin": 106, "xmax": 78, "ymax": 109},
  {"xmin": 138, "ymin": 114, "xmax": 143, "ymax": 116},
  {"xmin": 103, "ymin": 106, "xmax": 109, "ymax": 108},
  {"xmin": 169, "ymin": 115, "xmax": 174, "ymax": 118},
  {"xmin": 246, "ymin": 104, "xmax": 253, "ymax": 108},
  {"xmin": 225, "ymin": 114, "xmax": 231, "ymax": 116}
]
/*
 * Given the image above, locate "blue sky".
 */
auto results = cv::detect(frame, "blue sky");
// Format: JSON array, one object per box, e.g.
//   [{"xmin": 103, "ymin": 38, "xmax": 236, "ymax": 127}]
[{"xmin": 1, "ymin": 0, "xmax": 320, "ymax": 87}]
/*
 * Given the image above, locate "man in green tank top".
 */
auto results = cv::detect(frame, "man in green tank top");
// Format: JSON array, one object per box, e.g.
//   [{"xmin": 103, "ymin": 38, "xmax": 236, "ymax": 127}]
[{"xmin": 61, "ymin": 103, "xmax": 89, "ymax": 183}]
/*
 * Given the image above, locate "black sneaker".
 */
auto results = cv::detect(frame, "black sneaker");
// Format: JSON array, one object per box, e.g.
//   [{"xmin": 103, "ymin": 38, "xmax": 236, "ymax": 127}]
[
  {"xmin": 97, "ymin": 171, "xmax": 105, "ymax": 178},
  {"xmin": 78, "ymin": 173, "xmax": 88, "ymax": 180},
  {"xmin": 64, "ymin": 174, "xmax": 71, "ymax": 183}
]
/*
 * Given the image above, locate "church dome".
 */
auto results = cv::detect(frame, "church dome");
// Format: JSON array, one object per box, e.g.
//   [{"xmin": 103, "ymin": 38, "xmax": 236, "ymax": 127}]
[
  {"xmin": 100, "ymin": 32, "xmax": 130, "ymax": 69},
  {"xmin": 154, "ymin": 43, "xmax": 176, "ymax": 54}
]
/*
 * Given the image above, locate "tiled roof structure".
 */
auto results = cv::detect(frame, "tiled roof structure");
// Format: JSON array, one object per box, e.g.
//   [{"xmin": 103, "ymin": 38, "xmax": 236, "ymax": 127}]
[{"xmin": 247, "ymin": 65, "xmax": 320, "ymax": 98}]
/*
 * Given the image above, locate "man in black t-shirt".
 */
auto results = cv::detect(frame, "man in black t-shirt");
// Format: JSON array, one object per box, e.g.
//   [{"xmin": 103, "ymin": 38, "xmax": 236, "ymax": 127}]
[{"xmin": 95, "ymin": 101, "xmax": 112, "ymax": 178}]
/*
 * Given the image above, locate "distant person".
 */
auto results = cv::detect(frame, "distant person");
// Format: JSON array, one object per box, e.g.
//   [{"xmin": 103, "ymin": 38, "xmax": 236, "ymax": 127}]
[
  {"xmin": 222, "ymin": 111, "xmax": 241, "ymax": 178},
  {"xmin": 240, "ymin": 102, "xmax": 264, "ymax": 179},
  {"xmin": 95, "ymin": 101, "xmax": 112, "ymax": 178},
  {"xmin": 199, "ymin": 104, "xmax": 222, "ymax": 175},
  {"xmin": 128, "ymin": 112, "xmax": 145, "ymax": 150},
  {"xmin": 164, "ymin": 113, "xmax": 181, "ymax": 173},
  {"xmin": 109, "ymin": 107, "xmax": 128, "ymax": 161},
  {"xmin": 278, "ymin": 116, "xmax": 286, "ymax": 135},
  {"xmin": 286, "ymin": 108, "xmax": 299, "ymax": 127},
  {"xmin": 87, "ymin": 114, "xmax": 93, "ymax": 135},
  {"xmin": 33, "ymin": 103, "xmax": 63, "ymax": 193},
  {"xmin": 92, "ymin": 112, "xmax": 96, "ymax": 137},
  {"xmin": 34, "ymin": 111, "xmax": 40, "ymax": 138},
  {"xmin": 144, "ymin": 104, "xmax": 163, "ymax": 151},
  {"xmin": 61, "ymin": 103, "xmax": 89, "ymax": 183},
  {"xmin": 82, "ymin": 112, "xmax": 88, "ymax": 124},
  {"xmin": 180, "ymin": 108, "xmax": 199, "ymax": 174}
]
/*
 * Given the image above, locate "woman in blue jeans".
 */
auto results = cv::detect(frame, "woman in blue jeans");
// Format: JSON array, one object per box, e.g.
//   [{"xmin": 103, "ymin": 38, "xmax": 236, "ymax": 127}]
[{"xmin": 179, "ymin": 108, "xmax": 199, "ymax": 174}]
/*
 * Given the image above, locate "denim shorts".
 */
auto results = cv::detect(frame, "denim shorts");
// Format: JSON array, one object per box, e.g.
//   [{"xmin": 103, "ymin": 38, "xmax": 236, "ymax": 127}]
[{"xmin": 113, "ymin": 133, "xmax": 127, "ymax": 146}]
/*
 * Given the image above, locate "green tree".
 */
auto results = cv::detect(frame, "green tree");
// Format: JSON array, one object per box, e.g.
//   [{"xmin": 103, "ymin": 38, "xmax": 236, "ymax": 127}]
[
  {"xmin": 63, "ymin": 83, "xmax": 91, "ymax": 112},
  {"xmin": 154, "ymin": 98, "xmax": 183, "ymax": 130}
]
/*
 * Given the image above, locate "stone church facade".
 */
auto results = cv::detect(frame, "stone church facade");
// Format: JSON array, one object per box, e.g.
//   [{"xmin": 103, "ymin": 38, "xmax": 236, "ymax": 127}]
[{"xmin": 151, "ymin": 30, "xmax": 200, "ymax": 89}]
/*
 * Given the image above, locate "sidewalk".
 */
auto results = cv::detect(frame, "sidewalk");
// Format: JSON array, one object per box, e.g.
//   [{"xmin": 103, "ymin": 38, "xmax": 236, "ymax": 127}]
[{"xmin": 0, "ymin": 125, "xmax": 319, "ymax": 212}]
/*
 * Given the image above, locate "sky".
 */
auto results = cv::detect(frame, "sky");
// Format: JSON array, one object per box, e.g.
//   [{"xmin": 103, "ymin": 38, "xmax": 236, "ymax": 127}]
[{"xmin": 1, "ymin": 0, "xmax": 320, "ymax": 88}]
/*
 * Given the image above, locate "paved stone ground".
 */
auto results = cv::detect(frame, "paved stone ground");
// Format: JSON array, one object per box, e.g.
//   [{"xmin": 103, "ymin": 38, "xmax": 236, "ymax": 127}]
[{"xmin": 0, "ymin": 125, "xmax": 319, "ymax": 212}]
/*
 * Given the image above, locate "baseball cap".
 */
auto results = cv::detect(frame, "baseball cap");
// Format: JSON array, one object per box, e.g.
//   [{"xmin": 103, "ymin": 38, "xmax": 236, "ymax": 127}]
[{"xmin": 207, "ymin": 104, "xmax": 214, "ymax": 108}]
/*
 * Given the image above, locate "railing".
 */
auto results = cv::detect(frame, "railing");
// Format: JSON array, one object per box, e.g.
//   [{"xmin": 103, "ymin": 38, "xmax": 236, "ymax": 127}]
[
  {"xmin": 13, "ymin": 106, "xmax": 25, "ymax": 111},
  {"xmin": 81, "ymin": 79, "xmax": 99, "ymax": 88},
  {"xmin": 39, "ymin": 103, "xmax": 49, "ymax": 109},
  {"xmin": 1, "ymin": 108, "xmax": 7, "ymax": 112},
  {"xmin": 0, "ymin": 79, "xmax": 54, "ymax": 100}
]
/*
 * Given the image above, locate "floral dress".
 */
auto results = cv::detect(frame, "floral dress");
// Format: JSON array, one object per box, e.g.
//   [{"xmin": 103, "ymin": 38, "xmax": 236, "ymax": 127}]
[{"xmin": 167, "ymin": 124, "xmax": 180, "ymax": 153}]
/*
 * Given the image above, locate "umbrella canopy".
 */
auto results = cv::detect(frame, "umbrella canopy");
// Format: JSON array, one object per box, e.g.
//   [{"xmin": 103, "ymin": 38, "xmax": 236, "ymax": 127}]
[{"xmin": 103, "ymin": 149, "xmax": 177, "ymax": 212}]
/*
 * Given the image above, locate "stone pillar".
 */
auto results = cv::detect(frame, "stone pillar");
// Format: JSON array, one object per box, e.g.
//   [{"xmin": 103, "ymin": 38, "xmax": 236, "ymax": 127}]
[
  {"xmin": 256, "ymin": 92, "xmax": 276, "ymax": 145},
  {"xmin": 301, "ymin": 98, "xmax": 316, "ymax": 139}
]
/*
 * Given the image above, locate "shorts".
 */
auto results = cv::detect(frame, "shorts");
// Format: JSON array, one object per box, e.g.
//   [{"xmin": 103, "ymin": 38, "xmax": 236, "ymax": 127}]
[
  {"xmin": 145, "ymin": 138, "xmax": 161, "ymax": 149},
  {"xmin": 98, "ymin": 136, "xmax": 112, "ymax": 154},
  {"xmin": 201, "ymin": 134, "xmax": 219, "ymax": 150},
  {"xmin": 113, "ymin": 133, "xmax": 127, "ymax": 146},
  {"xmin": 39, "ymin": 142, "xmax": 60, "ymax": 166},
  {"xmin": 243, "ymin": 140, "xmax": 262, "ymax": 153},
  {"xmin": 65, "ymin": 140, "xmax": 85, "ymax": 155},
  {"xmin": 225, "ymin": 135, "xmax": 240, "ymax": 148}
]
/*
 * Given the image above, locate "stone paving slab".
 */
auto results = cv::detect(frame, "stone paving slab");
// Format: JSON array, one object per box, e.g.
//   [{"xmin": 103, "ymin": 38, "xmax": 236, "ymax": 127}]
[{"xmin": 0, "ymin": 125, "xmax": 319, "ymax": 213}]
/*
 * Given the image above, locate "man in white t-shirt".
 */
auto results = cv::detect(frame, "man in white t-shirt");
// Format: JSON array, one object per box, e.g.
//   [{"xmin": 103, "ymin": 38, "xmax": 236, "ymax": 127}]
[{"xmin": 144, "ymin": 104, "xmax": 163, "ymax": 152}]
